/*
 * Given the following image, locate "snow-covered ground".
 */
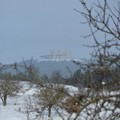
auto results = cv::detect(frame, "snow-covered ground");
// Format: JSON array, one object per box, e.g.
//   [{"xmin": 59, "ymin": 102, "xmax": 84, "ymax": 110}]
[
  {"xmin": 0, "ymin": 82, "xmax": 34, "ymax": 120},
  {"xmin": 0, "ymin": 96, "xmax": 25, "ymax": 120},
  {"xmin": 0, "ymin": 82, "xmax": 67, "ymax": 120},
  {"xmin": 0, "ymin": 82, "xmax": 120, "ymax": 120}
]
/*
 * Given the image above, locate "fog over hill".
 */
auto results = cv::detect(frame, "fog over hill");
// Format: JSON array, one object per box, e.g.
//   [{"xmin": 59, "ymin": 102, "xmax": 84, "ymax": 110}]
[
  {"xmin": 22, "ymin": 58, "xmax": 80, "ymax": 77},
  {"xmin": 3, "ymin": 58, "xmax": 81, "ymax": 78},
  {"xmin": 38, "ymin": 60, "xmax": 80, "ymax": 77}
]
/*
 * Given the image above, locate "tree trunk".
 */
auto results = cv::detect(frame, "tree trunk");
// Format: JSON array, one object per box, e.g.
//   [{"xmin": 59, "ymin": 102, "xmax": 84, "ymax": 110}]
[
  {"xmin": 48, "ymin": 106, "xmax": 52, "ymax": 118},
  {"xmin": 3, "ymin": 95, "xmax": 7, "ymax": 106}
]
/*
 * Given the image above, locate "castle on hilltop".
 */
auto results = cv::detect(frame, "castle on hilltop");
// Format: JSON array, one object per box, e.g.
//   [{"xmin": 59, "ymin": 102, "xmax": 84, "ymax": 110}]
[{"xmin": 40, "ymin": 50, "xmax": 72, "ymax": 61}]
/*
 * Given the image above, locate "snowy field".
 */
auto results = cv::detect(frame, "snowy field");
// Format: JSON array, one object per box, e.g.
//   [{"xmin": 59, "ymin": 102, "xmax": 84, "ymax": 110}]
[
  {"xmin": 0, "ymin": 82, "xmax": 120, "ymax": 120},
  {"xmin": 0, "ymin": 82, "xmax": 71, "ymax": 120},
  {"xmin": 0, "ymin": 94, "xmax": 26, "ymax": 120}
]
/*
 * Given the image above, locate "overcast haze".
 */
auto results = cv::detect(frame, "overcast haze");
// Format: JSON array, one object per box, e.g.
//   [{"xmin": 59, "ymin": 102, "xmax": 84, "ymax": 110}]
[{"xmin": 0, "ymin": 0, "xmax": 117, "ymax": 64}]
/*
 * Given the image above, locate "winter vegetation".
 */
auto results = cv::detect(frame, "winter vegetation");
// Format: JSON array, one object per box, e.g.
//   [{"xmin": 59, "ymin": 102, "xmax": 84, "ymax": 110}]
[{"xmin": 0, "ymin": 0, "xmax": 120, "ymax": 120}]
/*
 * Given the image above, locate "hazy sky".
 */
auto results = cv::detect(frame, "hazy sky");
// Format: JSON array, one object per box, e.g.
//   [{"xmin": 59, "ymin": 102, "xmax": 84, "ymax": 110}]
[{"xmin": 0, "ymin": 0, "xmax": 118, "ymax": 64}]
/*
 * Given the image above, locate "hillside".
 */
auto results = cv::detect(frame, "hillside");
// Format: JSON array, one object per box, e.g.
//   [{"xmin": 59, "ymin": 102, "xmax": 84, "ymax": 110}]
[
  {"xmin": 38, "ymin": 60, "xmax": 80, "ymax": 77},
  {"xmin": 17, "ymin": 59, "xmax": 80, "ymax": 77}
]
